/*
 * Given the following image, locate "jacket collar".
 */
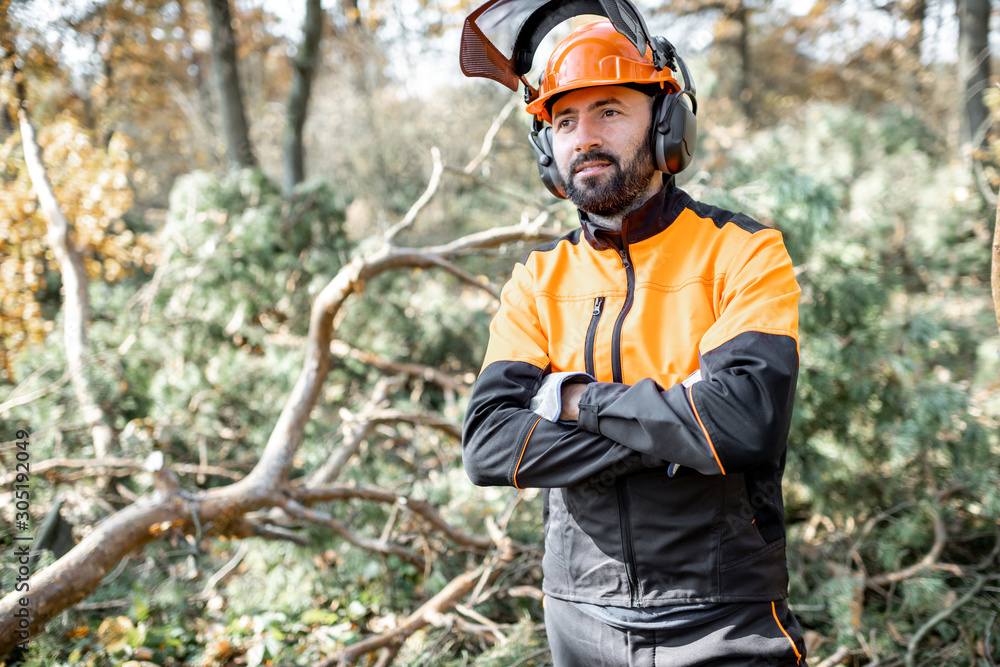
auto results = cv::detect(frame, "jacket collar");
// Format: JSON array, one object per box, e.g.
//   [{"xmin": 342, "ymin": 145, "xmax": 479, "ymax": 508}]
[{"xmin": 579, "ymin": 176, "xmax": 691, "ymax": 251}]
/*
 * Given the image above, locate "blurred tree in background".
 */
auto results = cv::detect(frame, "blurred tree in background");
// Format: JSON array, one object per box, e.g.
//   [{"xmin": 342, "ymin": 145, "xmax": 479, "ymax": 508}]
[{"xmin": 0, "ymin": 0, "xmax": 998, "ymax": 666}]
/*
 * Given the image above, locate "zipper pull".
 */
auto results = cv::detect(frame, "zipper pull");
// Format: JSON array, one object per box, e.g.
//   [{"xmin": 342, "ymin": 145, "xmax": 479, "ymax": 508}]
[
  {"xmin": 619, "ymin": 250, "xmax": 630, "ymax": 269},
  {"xmin": 593, "ymin": 296, "xmax": 604, "ymax": 314}
]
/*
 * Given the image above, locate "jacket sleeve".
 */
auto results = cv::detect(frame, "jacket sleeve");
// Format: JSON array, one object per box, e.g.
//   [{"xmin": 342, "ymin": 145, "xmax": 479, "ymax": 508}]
[
  {"xmin": 462, "ymin": 263, "xmax": 664, "ymax": 489},
  {"xmin": 575, "ymin": 230, "xmax": 800, "ymax": 476}
]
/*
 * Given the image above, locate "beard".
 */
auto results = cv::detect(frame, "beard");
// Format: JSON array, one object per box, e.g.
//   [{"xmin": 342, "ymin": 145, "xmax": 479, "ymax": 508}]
[{"xmin": 562, "ymin": 130, "xmax": 656, "ymax": 218}]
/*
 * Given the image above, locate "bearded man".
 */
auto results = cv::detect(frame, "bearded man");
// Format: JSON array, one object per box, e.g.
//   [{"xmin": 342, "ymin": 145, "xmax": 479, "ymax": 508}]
[{"xmin": 462, "ymin": 19, "xmax": 807, "ymax": 666}]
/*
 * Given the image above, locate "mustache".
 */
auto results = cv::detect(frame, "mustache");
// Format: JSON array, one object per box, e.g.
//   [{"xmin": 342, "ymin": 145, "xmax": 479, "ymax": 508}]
[{"xmin": 569, "ymin": 149, "xmax": 620, "ymax": 174}]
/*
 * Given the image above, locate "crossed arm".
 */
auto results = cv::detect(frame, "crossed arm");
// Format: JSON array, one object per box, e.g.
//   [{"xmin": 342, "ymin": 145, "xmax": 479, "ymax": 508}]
[{"xmin": 462, "ymin": 232, "xmax": 801, "ymax": 489}]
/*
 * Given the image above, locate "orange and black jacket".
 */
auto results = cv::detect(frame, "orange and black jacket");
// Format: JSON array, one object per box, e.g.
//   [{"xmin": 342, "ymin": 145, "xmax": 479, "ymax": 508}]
[{"xmin": 462, "ymin": 183, "xmax": 801, "ymax": 606}]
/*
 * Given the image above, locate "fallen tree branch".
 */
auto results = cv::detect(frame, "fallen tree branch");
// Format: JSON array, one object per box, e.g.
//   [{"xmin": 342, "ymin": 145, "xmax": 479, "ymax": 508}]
[
  {"xmin": 0, "ymin": 366, "xmax": 70, "ymax": 415},
  {"xmin": 0, "ymin": 133, "xmax": 559, "ymax": 655},
  {"xmin": 367, "ymin": 409, "xmax": 462, "ymax": 440},
  {"xmin": 866, "ymin": 487, "xmax": 963, "ymax": 588},
  {"xmin": 418, "ymin": 252, "xmax": 501, "ymax": 300},
  {"xmin": 813, "ymin": 646, "xmax": 851, "ymax": 667},
  {"xmin": 307, "ymin": 377, "xmax": 399, "ymax": 486},
  {"xmin": 455, "ymin": 603, "xmax": 507, "ymax": 643},
  {"xmin": 905, "ymin": 575, "xmax": 988, "ymax": 667},
  {"xmin": 314, "ymin": 538, "xmax": 516, "ymax": 666},
  {"xmin": 330, "ymin": 340, "xmax": 471, "ymax": 394},
  {"xmin": 292, "ymin": 484, "xmax": 493, "ymax": 551},
  {"xmin": 263, "ymin": 337, "xmax": 472, "ymax": 393},
  {"xmin": 445, "ymin": 165, "xmax": 551, "ymax": 209},
  {"xmin": 0, "ymin": 457, "xmax": 244, "ymax": 487},
  {"xmin": 280, "ymin": 497, "xmax": 423, "ymax": 567},
  {"xmin": 242, "ymin": 222, "xmax": 560, "ymax": 493},
  {"xmin": 197, "ymin": 541, "xmax": 251, "ymax": 599}
]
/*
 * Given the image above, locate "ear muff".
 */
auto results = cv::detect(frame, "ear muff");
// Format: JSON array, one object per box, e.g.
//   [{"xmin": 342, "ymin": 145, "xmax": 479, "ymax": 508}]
[
  {"xmin": 651, "ymin": 88, "xmax": 697, "ymax": 175},
  {"xmin": 529, "ymin": 119, "xmax": 566, "ymax": 199},
  {"xmin": 651, "ymin": 42, "xmax": 698, "ymax": 176}
]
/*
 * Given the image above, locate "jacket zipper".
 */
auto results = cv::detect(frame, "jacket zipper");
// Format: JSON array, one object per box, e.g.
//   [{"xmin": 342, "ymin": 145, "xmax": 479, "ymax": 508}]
[
  {"xmin": 611, "ymin": 246, "xmax": 635, "ymax": 383},
  {"xmin": 616, "ymin": 480, "xmax": 640, "ymax": 605},
  {"xmin": 613, "ymin": 226, "xmax": 640, "ymax": 604},
  {"xmin": 584, "ymin": 296, "xmax": 604, "ymax": 378}
]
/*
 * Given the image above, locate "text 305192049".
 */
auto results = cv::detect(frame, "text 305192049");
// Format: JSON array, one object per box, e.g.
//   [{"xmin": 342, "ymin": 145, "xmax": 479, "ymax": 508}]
[{"xmin": 10, "ymin": 428, "xmax": 33, "ymax": 651}]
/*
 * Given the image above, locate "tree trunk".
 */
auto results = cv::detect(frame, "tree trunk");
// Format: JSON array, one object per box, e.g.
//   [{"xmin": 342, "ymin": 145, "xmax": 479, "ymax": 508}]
[
  {"xmin": 734, "ymin": 4, "xmax": 754, "ymax": 122},
  {"xmin": 206, "ymin": 0, "xmax": 256, "ymax": 169},
  {"xmin": 18, "ymin": 108, "xmax": 116, "ymax": 461},
  {"xmin": 902, "ymin": 0, "xmax": 927, "ymax": 61},
  {"xmin": 957, "ymin": 0, "xmax": 990, "ymax": 160},
  {"xmin": 283, "ymin": 0, "xmax": 324, "ymax": 197},
  {"xmin": 711, "ymin": 0, "xmax": 755, "ymax": 122},
  {"xmin": 993, "ymin": 195, "xmax": 1000, "ymax": 337}
]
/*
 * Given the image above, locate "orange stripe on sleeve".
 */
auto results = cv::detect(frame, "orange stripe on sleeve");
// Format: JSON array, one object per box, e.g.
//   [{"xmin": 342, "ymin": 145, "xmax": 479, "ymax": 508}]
[
  {"xmin": 512, "ymin": 417, "xmax": 542, "ymax": 490},
  {"xmin": 686, "ymin": 386, "xmax": 726, "ymax": 475},
  {"xmin": 771, "ymin": 601, "xmax": 803, "ymax": 665}
]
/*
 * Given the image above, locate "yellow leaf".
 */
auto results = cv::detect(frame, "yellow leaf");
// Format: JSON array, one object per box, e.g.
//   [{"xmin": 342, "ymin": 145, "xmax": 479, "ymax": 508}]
[{"xmin": 97, "ymin": 615, "xmax": 134, "ymax": 652}]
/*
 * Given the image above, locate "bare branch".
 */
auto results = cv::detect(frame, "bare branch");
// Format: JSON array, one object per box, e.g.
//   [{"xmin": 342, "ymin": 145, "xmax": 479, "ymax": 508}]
[
  {"xmin": 813, "ymin": 647, "xmax": 852, "ymax": 667},
  {"xmin": 0, "ymin": 497, "xmax": 186, "ymax": 650},
  {"xmin": 445, "ymin": 165, "xmax": 552, "ymax": 209},
  {"xmin": 264, "ymin": 336, "xmax": 473, "ymax": 393},
  {"xmin": 993, "ymin": 192, "xmax": 1000, "ymax": 338},
  {"xmin": 416, "ymin": 252, "xmax": 501, "ymax": 300},
  {"xmin": 464, "ymin": 94, "xmax": 520, "ymax": 174},
  {"xmin": 279, "ymin": 497, "xmax": 423, "ymax": 567},
  {"xmin": 455, "ymin": 604, "xmax": 507, "ymax": 642},
  {"xmin": 0, "ymin": 457, "xmax": 244, "ymax": 488},
  {"xmin": 197, "ymin": 541, "xmax": 251, "ymax": 599},
  {"xmin": 905, "ymin": 575, "xmax": 988, "ymax": 667},
  {"xmin": 225, "ymin": 518, "xmax": 311, "ymax": 545},
  {"xmin": 0, "ymin": 367, "xmax": 70, "ymax": 415},
  {"xmin": 293, "ymin": 484, "xmax": 493, "ymax": 551},
  {"xmin": 384, "ymin": 146, "xmax": 444, "ymax": 243},
  {"xmin": 399, "ymin": 223, "xmax": 561, "ymax": 258},
  {"xmin": 866, "ymin": 491, "xmax": 964, "ymax": 588},
  {"xmin": 307, "ymin": 377, "xmax": 399, "ymax": 486},
  {"xmin": 0, "ymin": 466, "xmax": 292, "ymax": 653},
  {"xmin": 367, "ymin": 409, "xmax": 462, "ymax": 440},
  {"xmin": 18, "ymin": 108, "xmax": 116, "ymax": 460},
  {"xmin": 329, "ymin": 340, "xmax": 471, "ymax": 395},
  {"xmin": 244, "ymin": 222, "xmax": 560, "ymax": 492},
  {"xmin": 313, "ymin": 538, "xmax": 515, "ymax": 666}
]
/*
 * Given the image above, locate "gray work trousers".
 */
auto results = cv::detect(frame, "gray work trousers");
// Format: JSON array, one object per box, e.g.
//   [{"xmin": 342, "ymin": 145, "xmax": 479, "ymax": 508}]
[{"xmin": 543, "ymin": 595, "xmax": 807, "ymax": 667}]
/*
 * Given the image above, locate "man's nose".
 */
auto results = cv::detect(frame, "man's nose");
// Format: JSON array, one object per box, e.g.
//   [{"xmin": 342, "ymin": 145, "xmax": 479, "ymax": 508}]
[{"xmin": 574, "ymin": 118, "xmax": 603, "ymax": 153}]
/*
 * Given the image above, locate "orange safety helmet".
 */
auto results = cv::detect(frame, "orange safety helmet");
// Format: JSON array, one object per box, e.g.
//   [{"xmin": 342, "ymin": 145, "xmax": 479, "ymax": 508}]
[{"xmin": 525, "ymin": 20, "xmax": 680, "ymax": 124}]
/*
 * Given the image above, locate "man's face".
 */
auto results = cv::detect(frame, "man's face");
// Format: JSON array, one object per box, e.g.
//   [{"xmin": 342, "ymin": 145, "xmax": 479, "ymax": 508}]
[{"xmin": 551, "ymin": 85, "xmax": 656, "ymax": 217}]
